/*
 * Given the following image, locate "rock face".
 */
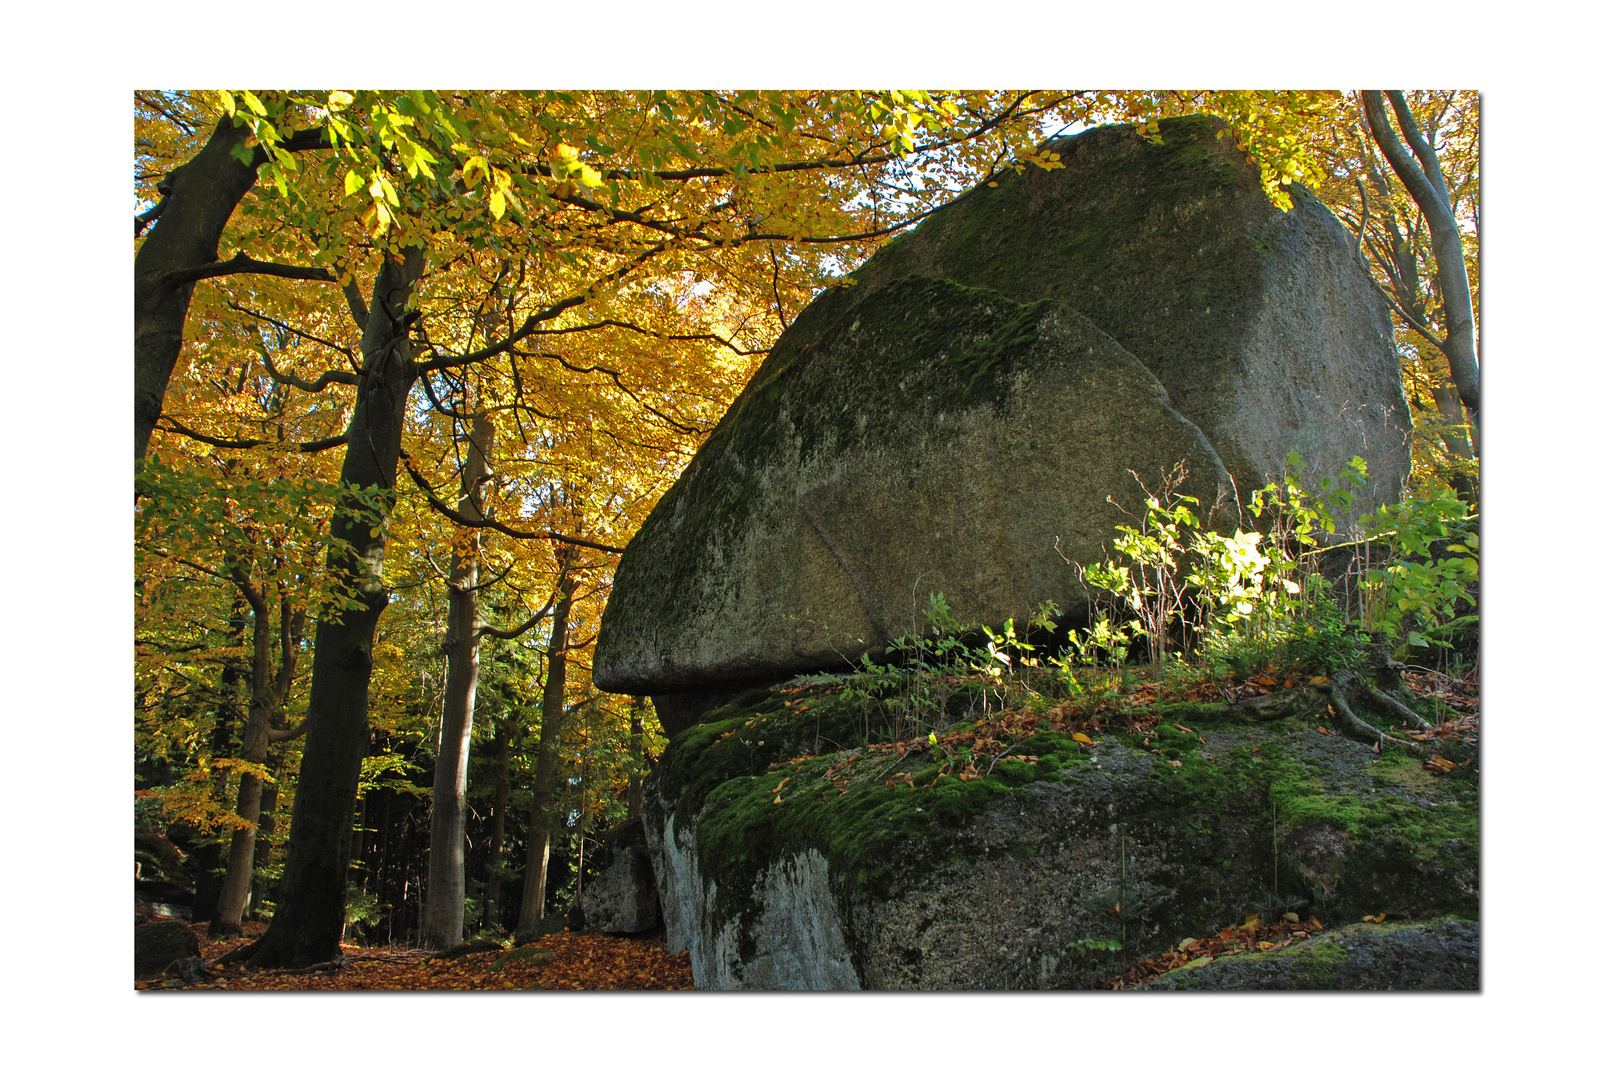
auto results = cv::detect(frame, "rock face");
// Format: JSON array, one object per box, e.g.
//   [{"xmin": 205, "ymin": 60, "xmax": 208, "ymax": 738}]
[
  {"xmin": 640, "ymin": 686, "xmax": 1477, "ymax": 991},
  {"xmin": 1142, "ymin": 918, "xmax": 1479, "ymax": 991},
  {"xmin": 595, "ymin": 115, "xmax": 1409, "ymax": 711},
  {"xmin": 580, "ymin": 817, "xmax": 663, "ymax": 934}
]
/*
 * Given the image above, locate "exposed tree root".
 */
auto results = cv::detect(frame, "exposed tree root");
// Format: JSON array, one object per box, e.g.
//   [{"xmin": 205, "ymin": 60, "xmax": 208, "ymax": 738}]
[
  {"xmin": 1328, "ymin": 680, "xmax": 1428, "ymax": 757},
  {"xmin": 1359, "ymin": 681, "xmax": 1435, "ymax": 731},
  {"xmin": 215, "ymin": 936, "xmax": 263, "ymax": 966}
]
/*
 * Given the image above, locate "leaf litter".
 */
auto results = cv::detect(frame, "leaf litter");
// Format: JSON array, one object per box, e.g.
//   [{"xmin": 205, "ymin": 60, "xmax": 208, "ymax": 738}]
[{"xmin": 136, "ymin": 921, "xmax": 695, "ymax": 991}]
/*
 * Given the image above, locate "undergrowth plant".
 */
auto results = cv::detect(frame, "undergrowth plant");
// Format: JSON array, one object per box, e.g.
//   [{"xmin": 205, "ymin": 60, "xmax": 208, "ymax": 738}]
[{"xmin": 1074, "ymin": 455, "xmax": 1475, "ymax": 677}]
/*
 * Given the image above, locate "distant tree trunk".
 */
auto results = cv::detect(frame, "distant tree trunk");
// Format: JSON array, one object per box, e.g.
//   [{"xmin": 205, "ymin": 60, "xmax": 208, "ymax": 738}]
[
  {"xmin": 246, "ymin": 751, "xmax": 284, "ymax": 920},
  {"xmin": 575, "ymin": 736, "xmax": 592, "ymax": 908},
  {"xmin": 375, "ymin": 788, "xmax": 395, "ymax": 944},
  {"xmin": 421, "ymin": 409, "xmax": 495, "ymax": 950},
  {"xmin": 212, "ymin": 590, "xmax": 305, "ymax": 937},
  {"xmin": 517, "ymin": 558, "xmax": 577, "ymax": 932},
  {"xmin": 483, "ymin": 713, "xmax": 513, "ymax": 931},
  {"xmin": 627, "ymin": 696, "xmax": 645, "ymax": 821},
  {"xmin": 194, "ymin": 601, "xmax": 248, "ymax": 922},
  {"xmin": 235, "ymin": 248, "xmax": 426, "ymax": 969}
]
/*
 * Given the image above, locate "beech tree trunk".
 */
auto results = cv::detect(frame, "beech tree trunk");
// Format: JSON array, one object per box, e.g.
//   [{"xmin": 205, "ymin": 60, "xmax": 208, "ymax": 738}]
[
  {"xmin": 420, "ymin": 410, "xmax": 495, "ymax": 950},
  {"xmin": 517, "ymin": 561, "xmax": 576, "ymax": 932},
  {"xmin": 134, "ymin": 119, "xmax": 260, "ymax": 464},
  {"xmin": 238, "ymin": 249, "xmax": 426, "ymax": 969}
]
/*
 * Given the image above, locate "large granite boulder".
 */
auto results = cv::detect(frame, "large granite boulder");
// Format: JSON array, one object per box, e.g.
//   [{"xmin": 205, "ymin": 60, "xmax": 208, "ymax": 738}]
[
  {"xmin": 640, "ymin": 686, "xmax": 1477, "ymax": 991},
  {"xmin": 595, "ymin": 115, "xmax": 1409, "ymax": 715}
]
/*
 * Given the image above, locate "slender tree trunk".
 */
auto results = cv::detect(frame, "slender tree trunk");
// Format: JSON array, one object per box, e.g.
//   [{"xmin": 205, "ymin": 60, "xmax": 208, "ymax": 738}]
[
  {"xmin": 421, "ymin": 410, "xmax": 495, "ymax": 950},
  {"xmin": 194, "ymin": 600, "xmax": 247, "ymax": 922},
  {"xmin": 212, "ymin": 594, "xmax": 304, "ymax": 937},
  {"xmin": 517, "ymin": 560, "xmax": 576, "ymax": 932},
  {"xmin": 376, "ymin": 788, "xmax": 395, "ymax": 944},
  {"xmin": 575, "ymin": 737, "xmax": 592, "ymax": 906},
  {"xmin": 237, "ymin": 248, "xmax": 427, "ymax": 969},
  {"xmin": 627, "ymin": 696, "xmax": 645, "ymax": 821},
  {"xmin": 483, "ymin": 713, "xmax": 512, "ymax": 931},
  {"xmin": 134, "ymin": 118, "xmax": 262, "ymax": 464}
]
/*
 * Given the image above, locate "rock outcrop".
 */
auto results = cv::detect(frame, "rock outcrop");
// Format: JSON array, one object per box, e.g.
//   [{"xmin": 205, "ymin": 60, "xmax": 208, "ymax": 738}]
[
  {"xmin": 640, "ymin": 685, "xmax": 1477, "ymax": 990},
  {"xmin": 595, "ymin": 115, "xmax": 1410, "ymax": 714}
]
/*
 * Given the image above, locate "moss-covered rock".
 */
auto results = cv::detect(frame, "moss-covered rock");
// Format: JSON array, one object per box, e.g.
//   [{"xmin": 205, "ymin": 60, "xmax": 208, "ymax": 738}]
[
  {"xmin": 642, "ymin": 684, "xmax": 1476, "ymax": 990},
  {"xmin": 596, "ymin": 115, "xmax": 1409, "ymax": 705}
]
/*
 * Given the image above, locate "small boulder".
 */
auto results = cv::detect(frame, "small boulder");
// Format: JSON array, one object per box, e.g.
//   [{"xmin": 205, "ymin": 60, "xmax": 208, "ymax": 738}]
[
  {"xmin": 135, "ymin": 919, "xmax": 200, "ymax": 977},
  {"xmin": 581, "ymin": 817, "xmax": 663, "ymax": 934}
]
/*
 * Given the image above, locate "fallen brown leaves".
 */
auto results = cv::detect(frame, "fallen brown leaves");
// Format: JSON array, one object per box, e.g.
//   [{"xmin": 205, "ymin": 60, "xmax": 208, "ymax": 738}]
[{"xmin": 136, "ymin": 921, "xmax": 695, "ymax": 991}]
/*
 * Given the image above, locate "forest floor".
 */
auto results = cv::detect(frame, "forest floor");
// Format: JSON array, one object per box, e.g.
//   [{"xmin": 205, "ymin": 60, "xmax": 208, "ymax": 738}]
[{"xmin": 137, "ymin": 921, "xmax": 696, "ymax": 991}]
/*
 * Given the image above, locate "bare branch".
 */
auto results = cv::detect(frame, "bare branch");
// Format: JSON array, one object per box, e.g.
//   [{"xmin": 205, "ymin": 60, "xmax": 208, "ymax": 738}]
[
  {"xmin": 163, "ymin": 251, "xmax": 339, "ymax": 288},
  {"xmin": 476, "ymin": 596, "xmax": 559, "ymax": 642},
  {"xmin": 224, "ymin": 301, "xmax": 358, "ymax": 366},
  {"xmin": 268, "ymin": 719, "xmax": 308, "ymax": 743},
  {"xmin": 516, "ymin": 349, "xmax": 709, "ymax": 436},
  {"xmin": 256, "ymin": 347, "xmax": 361, "ymax": 393},
  {"xmin": 157, "ymin": 418, "xmax": 348, "ymax": 453},
  {"xmin": 418, "ymin": 242, "xmax": 672, "ymax": 372},
  {"xmin": 526, "ymin": 318, "xmax": 764, "ymax": 357},
  {"xmin": 398, "ymin": 452, "xmax": 626, "ymax": 554}
]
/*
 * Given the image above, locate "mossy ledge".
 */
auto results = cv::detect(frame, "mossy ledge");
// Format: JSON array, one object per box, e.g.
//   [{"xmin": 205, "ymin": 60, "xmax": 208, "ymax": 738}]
[
  {"xmin": 642, "ymin": 680, "xmax": 1477, "ymax": 989},
  {"xmin": 1140, "ymin": 918, "xmax": 1479, "ymax": 991}
]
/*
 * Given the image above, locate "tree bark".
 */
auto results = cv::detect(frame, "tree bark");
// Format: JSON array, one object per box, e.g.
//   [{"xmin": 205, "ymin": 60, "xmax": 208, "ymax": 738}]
[
  {"xmin": 1361, "ymin": 91, "xmax": 1480, "ymax": 442},
  {"xmin": 517, "ymin": 558, "xmax": 576, "ymax": 932},
  {"xmin": 237, "ymin": 248, "xmax": 427, "ymax": 968},
  {"xmin": 420, "ymin": 409, "xmax": 495, "ymax": 950}
]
